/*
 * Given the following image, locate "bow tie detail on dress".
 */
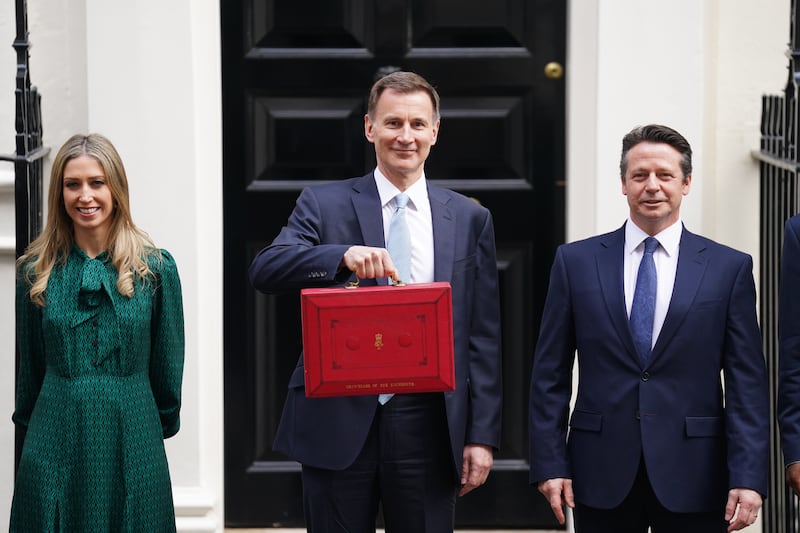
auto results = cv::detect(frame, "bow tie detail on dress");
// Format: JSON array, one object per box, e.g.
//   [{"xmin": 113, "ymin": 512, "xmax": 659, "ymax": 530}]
[{"xmin": 79, "ymin": 257, "xmax": 108, "ymax": 308}]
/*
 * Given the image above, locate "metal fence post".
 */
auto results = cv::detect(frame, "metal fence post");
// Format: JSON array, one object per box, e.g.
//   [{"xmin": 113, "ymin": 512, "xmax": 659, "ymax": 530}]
[{"xmin": 0, "ymin": 0, "xmax": 50, "ymax": 473}]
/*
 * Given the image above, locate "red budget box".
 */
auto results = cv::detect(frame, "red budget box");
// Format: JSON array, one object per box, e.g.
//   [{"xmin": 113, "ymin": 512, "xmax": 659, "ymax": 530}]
[{"xmin": 300, "ymin": 282, "xmax": 455, "ymax": 398}]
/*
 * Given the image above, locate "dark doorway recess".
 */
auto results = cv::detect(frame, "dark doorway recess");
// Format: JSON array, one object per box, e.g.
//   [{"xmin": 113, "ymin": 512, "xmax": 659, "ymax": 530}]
[{"xmin": 222, "ymin": 0, "xmax": 566, "ymax": 527}]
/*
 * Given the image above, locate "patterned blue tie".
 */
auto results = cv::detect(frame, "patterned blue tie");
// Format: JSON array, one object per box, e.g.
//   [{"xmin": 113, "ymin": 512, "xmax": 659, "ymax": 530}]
[
  {"xmin": 630, "ymin": 237, "xmax": 658, "ymax": 365},
  {"xmin": 380, "ymin": 193, "xmax": 411, "ymax": 405}
]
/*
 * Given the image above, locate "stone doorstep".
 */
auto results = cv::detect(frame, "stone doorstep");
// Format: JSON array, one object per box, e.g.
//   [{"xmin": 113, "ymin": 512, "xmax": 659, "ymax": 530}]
[{"xmin": 225, "ymin": 530, "xmax": 563, "ymax": 533}]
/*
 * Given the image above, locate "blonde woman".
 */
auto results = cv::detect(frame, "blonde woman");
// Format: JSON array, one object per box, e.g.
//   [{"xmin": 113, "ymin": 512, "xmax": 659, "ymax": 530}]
[{"xmin": 10, "ymin": 133, "xmax": 184, "ymax": 532}]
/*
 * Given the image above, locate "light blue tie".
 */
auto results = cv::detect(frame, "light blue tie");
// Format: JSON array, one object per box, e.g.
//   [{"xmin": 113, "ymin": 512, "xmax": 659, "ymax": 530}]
[
  {"xmin": 386, "ymin": 193, "xmax": 411, "ymax": 283},
  {"xmin": 630, "ymin": 237, "xmax": 658, "ymax": 366},
  {"xmin": 379, "ymin": 193, "xmax": 411, "ymax": 405}
]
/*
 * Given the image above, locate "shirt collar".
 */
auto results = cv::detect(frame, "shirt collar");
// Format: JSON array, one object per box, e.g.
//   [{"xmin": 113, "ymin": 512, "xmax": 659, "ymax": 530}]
[
  {"xmin": 373, "ymin": 167, "xmax": 428, "ymax": 210},
  {"xmin": 624, "ymin": 218, "xmax": 682, "ymax": 257}
]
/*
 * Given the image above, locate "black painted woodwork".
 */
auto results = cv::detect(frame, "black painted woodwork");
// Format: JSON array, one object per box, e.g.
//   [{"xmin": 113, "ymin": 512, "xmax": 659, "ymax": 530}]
[{"xmin": 222, "ymin": 0, "xmax": 566, "ymax": 527}]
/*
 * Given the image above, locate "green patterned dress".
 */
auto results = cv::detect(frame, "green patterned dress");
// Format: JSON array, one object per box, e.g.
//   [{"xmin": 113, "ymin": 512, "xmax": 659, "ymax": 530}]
[{"xmin": 10, "ymin": 245, "xmax": 184, "ymax": 532}]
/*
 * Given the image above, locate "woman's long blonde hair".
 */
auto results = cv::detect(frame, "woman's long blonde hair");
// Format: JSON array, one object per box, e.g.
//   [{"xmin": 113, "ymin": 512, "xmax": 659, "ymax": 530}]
[{"xmin": 18, "ymin": 133, "xmax": 158, "ymax": 307}]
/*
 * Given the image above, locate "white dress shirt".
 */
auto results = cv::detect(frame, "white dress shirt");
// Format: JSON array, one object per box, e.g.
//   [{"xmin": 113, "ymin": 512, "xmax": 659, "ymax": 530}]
[
  {"xmin": 624, "ymin": 219, "xmax": 682, "ymax": 348},
  {"xmin": 374, "ymin": 168, "xmax": 435, "ymax": 283}
]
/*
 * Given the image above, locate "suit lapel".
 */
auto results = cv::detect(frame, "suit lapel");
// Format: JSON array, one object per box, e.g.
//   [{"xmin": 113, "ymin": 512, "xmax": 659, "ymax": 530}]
[
  {"xmin": 428, "ymin": 185, "xmax": 456, "ymax": 282},
  {"xmin": 596, "ymin": 226, "xmax": 639, "ymax": 362},
  {"xmin": 650, "ymin": 228, "xmax": 708, "ymax": 361},
  {"xmin": 351, "ymin": 173, "xmax": 391, "ymax": 286}
]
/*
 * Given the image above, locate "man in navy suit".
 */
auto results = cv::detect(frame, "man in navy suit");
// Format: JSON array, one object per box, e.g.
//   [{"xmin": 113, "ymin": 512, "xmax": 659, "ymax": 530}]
[
  {"xmin": 779, "ymin": 214, "xmax": 800, "ymax": 495},
  {"xmin": 529, "ymin": 124, "xmax": 768, "ymax": 532},
  {"xmin": 249, "ymin": 71, "xmax": 502, "ymax": 532}
]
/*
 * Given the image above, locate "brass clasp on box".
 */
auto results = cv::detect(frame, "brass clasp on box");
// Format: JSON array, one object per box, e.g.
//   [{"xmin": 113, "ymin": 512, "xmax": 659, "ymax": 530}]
[{"xmin": 345, "ymin": 274, "xmax": 406, "ymax": 289}]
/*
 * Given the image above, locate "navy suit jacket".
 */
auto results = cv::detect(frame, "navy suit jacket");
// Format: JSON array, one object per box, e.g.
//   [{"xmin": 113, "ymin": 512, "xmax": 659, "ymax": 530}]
[
  {"xmin": 779, "ymin": 214, "xmax": 800, "ymax": 465},
  {"xmin": 529, "ymin": 223, "xmax": 769, "ymax": 513},
  {"xmin": 249, "ymin": 173, "xmax": 502, "ymax": 475}
]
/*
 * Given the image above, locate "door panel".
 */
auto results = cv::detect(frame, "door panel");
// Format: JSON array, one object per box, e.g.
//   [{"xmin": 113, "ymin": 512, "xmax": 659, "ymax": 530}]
[{"xmin": 223, "ymin": 0, "xmax": 566, "ymax": 527}]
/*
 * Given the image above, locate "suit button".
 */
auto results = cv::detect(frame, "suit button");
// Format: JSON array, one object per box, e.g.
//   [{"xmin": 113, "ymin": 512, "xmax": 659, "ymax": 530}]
[
  {"xmin": 636, "ymin": 411, "xmax": 641, "ymax": 420},
  {"xmin": 641, "ymin": 371, "xmax": 650, "ymax": 381}
]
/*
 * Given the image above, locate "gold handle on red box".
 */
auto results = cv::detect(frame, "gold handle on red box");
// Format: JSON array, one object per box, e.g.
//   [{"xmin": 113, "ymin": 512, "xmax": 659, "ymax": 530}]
[{"xmin": 345, "ymin": 274, "xmax": 406, "ymax": 289}]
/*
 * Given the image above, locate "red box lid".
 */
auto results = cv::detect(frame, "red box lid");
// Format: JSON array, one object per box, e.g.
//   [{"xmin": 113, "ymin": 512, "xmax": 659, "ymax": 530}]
[{"xmin": 300, "ymin": 282, "xmax": 455, "ymax": 398}]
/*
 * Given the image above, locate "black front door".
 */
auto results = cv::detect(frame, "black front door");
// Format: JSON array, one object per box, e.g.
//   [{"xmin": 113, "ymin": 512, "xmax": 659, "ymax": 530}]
[{"xmin": 222, "ymin": 0, "xmax": 566, "ymax": 528}]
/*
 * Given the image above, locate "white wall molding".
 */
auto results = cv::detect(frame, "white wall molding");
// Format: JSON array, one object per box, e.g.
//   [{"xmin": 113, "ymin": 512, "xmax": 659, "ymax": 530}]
[
  {"xmin": 0, "ymin": 236, "xmax": 14, "ymax": 255},
  {"xmin": 174, "ymin": 486, "xmax": 219, "ymax": 533}
]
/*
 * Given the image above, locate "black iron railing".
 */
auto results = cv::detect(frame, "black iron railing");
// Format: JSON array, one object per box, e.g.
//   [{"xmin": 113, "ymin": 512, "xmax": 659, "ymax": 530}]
[
  {"xmin": 0, "ymin": 0, "xmax": 48, "ymax": 258},
  {"xmin": 753, "ymin": 1, "xmax": 800, "ymax": 531},
  {"xmin": 1, "ymin": 0, "xmax": 48, "ymax": 473}
]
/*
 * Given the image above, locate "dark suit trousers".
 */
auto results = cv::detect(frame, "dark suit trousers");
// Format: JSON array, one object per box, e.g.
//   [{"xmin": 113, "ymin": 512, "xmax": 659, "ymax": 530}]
[
  {"xmin": 301, "ymin": 392, "xmax": 458, "ymax": 533},
  {"xmin": 573, "ymin": 457, "xmax": 728, "ymax": 533}
]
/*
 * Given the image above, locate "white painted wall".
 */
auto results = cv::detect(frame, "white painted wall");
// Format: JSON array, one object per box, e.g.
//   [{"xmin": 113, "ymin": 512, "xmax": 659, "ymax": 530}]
[
  {"xmin": 0, "ymin": 0, "xmax": 789, "ymax": 532},
  {"xmin": 568, "ymin": 0, "xmax": 787, "ymax": 261},
  {"xmin": 0, "ymin": 0, "xmax": 223, "ymax": 531},
  {"xmin": 0, "ymin": 4, "xmax": 27, "ymax": 531}
]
